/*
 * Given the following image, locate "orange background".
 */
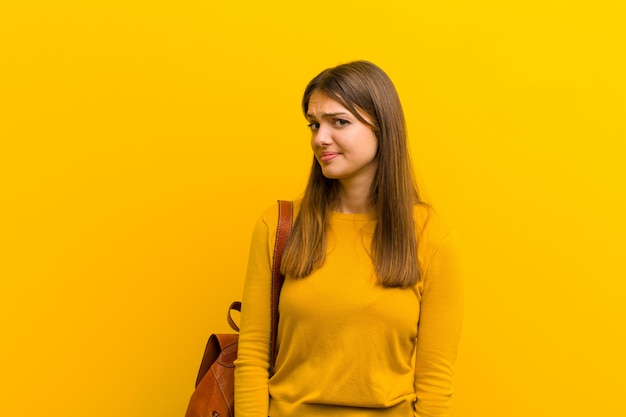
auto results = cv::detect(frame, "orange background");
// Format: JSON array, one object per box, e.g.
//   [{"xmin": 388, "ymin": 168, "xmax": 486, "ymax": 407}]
[{"xmin": 1, "ymin": 1, "xmax": 625, "ymax": 416}]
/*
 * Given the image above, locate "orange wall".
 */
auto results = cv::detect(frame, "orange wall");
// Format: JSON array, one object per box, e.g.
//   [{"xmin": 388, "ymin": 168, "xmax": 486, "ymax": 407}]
[{"xmin": 1, "ymin": 1, "xmax": 625, "ymax": 416}]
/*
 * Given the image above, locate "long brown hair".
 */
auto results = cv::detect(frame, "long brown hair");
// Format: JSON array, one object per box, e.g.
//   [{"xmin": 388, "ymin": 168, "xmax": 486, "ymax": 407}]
[{"xmin": 281, "ymin": 61, "xmax": 424, "ymax": 288}]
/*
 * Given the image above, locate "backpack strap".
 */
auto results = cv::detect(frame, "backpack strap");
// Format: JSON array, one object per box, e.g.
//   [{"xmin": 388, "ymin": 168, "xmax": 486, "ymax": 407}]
[{"xmin": 270, "ymin": 200, "xmax": 293, "ymax": 374}]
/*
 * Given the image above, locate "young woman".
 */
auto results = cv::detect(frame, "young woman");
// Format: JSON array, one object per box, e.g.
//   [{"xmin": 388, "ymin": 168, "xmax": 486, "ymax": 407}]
[{"xmin": 234, "ymin": 61, "xmax": 463, "ymax": 417}]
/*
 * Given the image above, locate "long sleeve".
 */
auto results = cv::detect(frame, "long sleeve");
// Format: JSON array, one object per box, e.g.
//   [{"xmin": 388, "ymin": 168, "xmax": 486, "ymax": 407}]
[
  {"xmin": 234, "ymin": 212, "xmax": 275, "ymax": 417},
  {"xmin": 414, "ymin": 229, "xmax": 464, "ymax": 417}
]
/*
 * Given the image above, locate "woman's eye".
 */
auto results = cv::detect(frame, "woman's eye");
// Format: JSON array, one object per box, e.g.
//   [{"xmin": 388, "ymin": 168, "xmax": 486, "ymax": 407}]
[
  {"xmin": 334, "ymin": 119, "xmax": 349, "ymax": 127},
  {"xmin": 307, "ymin": 122, "xmax": 320, "ymax": 132}
]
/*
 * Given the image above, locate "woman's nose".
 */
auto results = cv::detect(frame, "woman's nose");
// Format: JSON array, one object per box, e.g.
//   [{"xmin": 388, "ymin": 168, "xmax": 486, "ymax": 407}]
[{"xmin": 313, "ymin": 124, "xmax": 332, "ymax": 146}]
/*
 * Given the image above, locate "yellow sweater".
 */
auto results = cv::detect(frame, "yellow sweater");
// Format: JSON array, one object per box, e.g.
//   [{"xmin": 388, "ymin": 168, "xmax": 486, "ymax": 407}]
[{"xmin": 234, "ymin": 201, "xmax": 463, "ymax": 417}]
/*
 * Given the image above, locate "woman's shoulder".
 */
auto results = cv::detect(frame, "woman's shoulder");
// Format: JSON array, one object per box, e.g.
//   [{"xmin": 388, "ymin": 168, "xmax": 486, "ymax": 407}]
[
  {"xmin": 413, "ymin": 202, "xmax": 456, "ymax": 254},
  {"xmin": 249, "ymin": 200, "xmax": 301, "ymax": 256},
  {"xmin": 258, "ymin": 199, "xmax": 302, "ymax": 232}
]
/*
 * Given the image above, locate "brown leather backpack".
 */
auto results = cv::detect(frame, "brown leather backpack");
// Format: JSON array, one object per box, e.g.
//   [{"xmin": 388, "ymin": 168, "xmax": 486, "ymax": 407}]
[{"xmin": 184, "ymin": 200, "xmax": 293, "ymax": 417}]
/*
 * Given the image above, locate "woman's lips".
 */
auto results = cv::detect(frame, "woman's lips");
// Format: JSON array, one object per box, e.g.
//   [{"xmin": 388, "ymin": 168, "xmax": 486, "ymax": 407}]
[{"xmin": 320, "ymin": 152, "xmax": 339, "ymax": 162}]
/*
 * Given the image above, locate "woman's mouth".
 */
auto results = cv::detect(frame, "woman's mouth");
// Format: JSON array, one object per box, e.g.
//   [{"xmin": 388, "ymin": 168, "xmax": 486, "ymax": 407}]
[{"xmin": 320, "ymin": 152, "xmax": 339, "ymax": 162}]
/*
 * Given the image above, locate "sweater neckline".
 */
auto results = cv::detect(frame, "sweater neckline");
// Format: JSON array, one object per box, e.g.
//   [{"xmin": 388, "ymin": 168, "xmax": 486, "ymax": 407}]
[{"xmin": 330, "ymin": 211, "xmax": 373, "ymax": 221}]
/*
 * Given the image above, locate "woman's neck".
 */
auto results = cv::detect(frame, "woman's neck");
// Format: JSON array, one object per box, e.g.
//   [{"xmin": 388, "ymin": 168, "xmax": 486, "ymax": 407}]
[{"xmin": 336, "ymin": 180, "xmax": 372, "ymax": 214}]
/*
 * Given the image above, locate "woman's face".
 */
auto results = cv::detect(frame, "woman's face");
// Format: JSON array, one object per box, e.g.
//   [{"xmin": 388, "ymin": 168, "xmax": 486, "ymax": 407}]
[{"xmin": 306, "ymin": 91, "xmax": 378, "ymax": 187}]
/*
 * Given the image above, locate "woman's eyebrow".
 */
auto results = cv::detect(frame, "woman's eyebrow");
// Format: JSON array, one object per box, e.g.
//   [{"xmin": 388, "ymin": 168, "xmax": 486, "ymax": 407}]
[{"xmin": 306, "ymin": 111, "xmax": 351, "ymax": 119}]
